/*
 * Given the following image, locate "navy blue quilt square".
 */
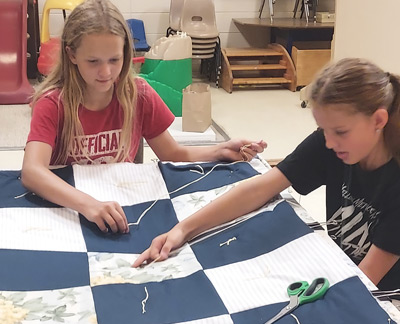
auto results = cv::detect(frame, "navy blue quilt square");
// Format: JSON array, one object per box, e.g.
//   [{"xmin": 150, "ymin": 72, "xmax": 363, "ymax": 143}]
[
  {"xmin": 0, "ymin": 249, "xmax": 89, "ymax": 291},
  {"xmin": 92, "ymin": 271, "xmax": 228, "ymax": 324},
  {"xmin": 0, "ymin": 167, "xmax": 74, "ymax": 208},
  {"xmin": 81, "ymin": 199, "xmax": 178, "ymax": 254},
  {"xmin": 159, "ymin": 161, "xmax": 259, "ymax": 199},
  {"xmin": 191, "ymin": 201, "xmax": 312, "ymax": 269},
  {"xmin": 231, "ymin": 276, "xmax": 397, "ymax": 324}
]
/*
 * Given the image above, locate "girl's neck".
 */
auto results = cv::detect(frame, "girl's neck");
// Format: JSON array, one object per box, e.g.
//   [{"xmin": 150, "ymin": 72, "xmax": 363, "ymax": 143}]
[
  {"xmin": 83, "ymin": 85, "xmax": 114, "ymax": 111},
  {"xmin": 359, "ymin": 135, "xmax": 392, "ymax": 171}
]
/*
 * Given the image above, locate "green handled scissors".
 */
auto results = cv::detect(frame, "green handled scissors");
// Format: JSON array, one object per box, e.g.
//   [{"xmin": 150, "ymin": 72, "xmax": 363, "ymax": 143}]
[{"xmin": 265, "ymin": 277, "xmax": 330, "ymax": 324}]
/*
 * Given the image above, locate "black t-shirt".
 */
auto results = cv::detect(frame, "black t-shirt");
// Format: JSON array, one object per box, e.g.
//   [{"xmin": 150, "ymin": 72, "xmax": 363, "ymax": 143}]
[{"xmin": 277, "ymin": 129, "xmax": 400, "ymax": 290}]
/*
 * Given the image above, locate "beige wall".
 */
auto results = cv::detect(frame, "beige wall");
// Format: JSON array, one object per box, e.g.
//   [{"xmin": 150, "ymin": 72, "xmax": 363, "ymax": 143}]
[{"xmin": 333, "ymin": 0, "xmax": 400, "ymax": 74}]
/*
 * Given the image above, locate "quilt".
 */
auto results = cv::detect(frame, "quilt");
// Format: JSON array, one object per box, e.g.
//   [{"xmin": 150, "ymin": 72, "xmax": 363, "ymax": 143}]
[{"xmin": 0, "ymin": 160, "xmax": 397, "ymax": 324}]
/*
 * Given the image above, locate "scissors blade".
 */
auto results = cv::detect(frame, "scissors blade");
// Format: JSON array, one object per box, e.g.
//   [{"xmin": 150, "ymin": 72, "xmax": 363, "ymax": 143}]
[
  {"xmin": 264, "ymin": 296, "xmax": 299, "ymax": 324},
  {"xmin": 264, "ymin": 306, "xmax": 291, "ymax": 324}
]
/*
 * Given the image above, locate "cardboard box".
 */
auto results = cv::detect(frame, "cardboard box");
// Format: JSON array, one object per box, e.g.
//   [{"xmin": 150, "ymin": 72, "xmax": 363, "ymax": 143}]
[
  {"xmin": 292, "ymin": 42, "xmax": 331, "ymax": 87},
  {"xmin": 316, "ymin": 12, "xmax": 335, "ymax": 23}
]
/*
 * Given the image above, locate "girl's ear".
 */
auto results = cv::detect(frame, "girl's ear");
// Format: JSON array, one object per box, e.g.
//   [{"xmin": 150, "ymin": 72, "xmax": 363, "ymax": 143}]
[
  {"xmin": 66, "ymin": 46, "xmax": 77, "ymax": 64},
  {"xmin": 373, "ymin": 107, "xmax": 389, "ymax": 130}
]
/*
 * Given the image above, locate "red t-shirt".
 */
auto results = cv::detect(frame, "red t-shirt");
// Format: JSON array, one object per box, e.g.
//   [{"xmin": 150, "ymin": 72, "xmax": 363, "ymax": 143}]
[{"xmin": 27, "ymin": 78, "xmax": 174, "ymax": 165}]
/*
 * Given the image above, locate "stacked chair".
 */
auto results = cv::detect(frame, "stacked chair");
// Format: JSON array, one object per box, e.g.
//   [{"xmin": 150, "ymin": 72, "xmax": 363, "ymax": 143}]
[
  {"xmin": 166, "ymin": 0, "xmax": 185, "ymax": 36},
  {"xmin": 166, "ymin": 0, "xmax": 221, "ymax": 86}
]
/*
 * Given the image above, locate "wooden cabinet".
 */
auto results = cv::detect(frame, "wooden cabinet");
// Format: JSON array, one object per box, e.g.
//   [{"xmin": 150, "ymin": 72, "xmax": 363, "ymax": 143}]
[{"xmin": 291, "ymin": 42, "xmax": 331, "ymax": 87}]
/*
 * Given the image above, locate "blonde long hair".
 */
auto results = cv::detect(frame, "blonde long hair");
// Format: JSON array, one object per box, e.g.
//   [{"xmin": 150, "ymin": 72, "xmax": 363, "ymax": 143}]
[
  {"xmin": 310, "ymin": 58, "xmax": 400, "ymax": 165},
  {"xmin": 32, "ymin": 0, "xmax": 137, "ymax": 164}
]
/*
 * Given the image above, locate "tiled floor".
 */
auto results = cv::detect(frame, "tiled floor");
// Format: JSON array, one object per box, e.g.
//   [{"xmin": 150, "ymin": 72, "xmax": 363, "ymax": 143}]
[{"xmin": 0, "ymin": 84, "xmax": 325, "ymax": 224}]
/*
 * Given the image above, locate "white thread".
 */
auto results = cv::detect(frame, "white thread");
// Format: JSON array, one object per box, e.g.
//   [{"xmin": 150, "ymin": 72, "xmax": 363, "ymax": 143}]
[
  {"xmin": 14, "ymin": 191, "xmax": 30, "ymax": 199},
  {"xmin": 147, "ymin": 255, "xmax": 161, "ymax": 266},
  {"xmin": 290, "ymin": 313, "xmax": 301, "ymax": 324},
  {"xmin": 219, "ymin": 237, "xmax": 237, "ymax": 247},
  {"xmin": 128, "ymin": 200, "xmax": 158, "ymax": 226},
  {"xmin": 308, "ymin": 219, "xmax": 342, "ymax": 229},
  {"xmin": 129, "ymin": 161, "xmax": 244, "ymax": 227},
  {"xmin": 169, "ymin": 162, "xmax": 242, "ymax": 195},
  {"xmin": 189, "ymin": 165, "xmax": 204, "ymax": 175},
  {"xmin": 188, "ymin": 194, "xmax": 282, "ymax": 246},
  {"xmin": 137, "ymin": 255, "xmax": 162, "ymax": 269},
  {"xmin": 188, "ymin": 198, "xmax": 284, "ymax": 246},
  {"xmin": 142, "ymin": 286, "xmax": 149, "ymax": 314},
  {"xmin": 190, "ymin": 215, "xmax": 252, "ymax": 246},
  {"xmin": 371, "ymin": 288, "xmax": 400, "ymax": 299}
]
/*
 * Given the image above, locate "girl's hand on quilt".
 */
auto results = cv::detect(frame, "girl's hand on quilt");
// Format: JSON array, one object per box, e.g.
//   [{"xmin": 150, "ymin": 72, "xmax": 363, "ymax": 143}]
[
  {"xmin": 218, "ymin": 139, "xmax": 267, "ymax": 162},
  {"xmin": 132, "ymin": 226, "xmax": 186, "ymax": 267},
  {"xmin": 82, "ymin": 200, "xmax": 129, "ymax": 234}
]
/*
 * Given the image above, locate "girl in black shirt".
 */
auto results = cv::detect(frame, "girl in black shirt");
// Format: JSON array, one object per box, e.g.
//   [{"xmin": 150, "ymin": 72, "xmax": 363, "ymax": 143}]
[{"xmin": 134, "ymin": 58, "xmax": 400, "ymax": 291}]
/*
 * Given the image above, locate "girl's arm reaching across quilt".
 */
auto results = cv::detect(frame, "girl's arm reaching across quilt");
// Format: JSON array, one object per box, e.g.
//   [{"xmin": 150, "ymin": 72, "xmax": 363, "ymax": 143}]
[{"xmin": 132, "ymin": 166, "xmax": 291, "ymax": 267}]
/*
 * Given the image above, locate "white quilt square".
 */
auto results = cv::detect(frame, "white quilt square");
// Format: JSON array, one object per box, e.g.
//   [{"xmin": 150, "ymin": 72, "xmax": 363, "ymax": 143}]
[
  {"xmin": 73, "ymin": 163, "xmax": 169, "ymax": 206},
  {"xmin": 0, "ymin": 208, "xmax": 86, "ymax": 252}
]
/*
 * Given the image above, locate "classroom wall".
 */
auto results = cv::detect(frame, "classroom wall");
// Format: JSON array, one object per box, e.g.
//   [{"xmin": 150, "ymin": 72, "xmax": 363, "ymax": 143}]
[
  {"xmin": 333, "ymin": 0, "xmax": 400, "ymax": 74},
  {"xmin": 37, "ymin": 0, "xmax": 335, "ymax": 49}
]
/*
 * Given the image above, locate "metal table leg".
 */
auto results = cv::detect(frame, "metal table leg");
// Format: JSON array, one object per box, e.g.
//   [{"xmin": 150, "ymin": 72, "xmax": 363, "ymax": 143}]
[
  {"xmin": 258, "ymin": 0, "xmax": 266, "ymax": 18},
  {"xmin": 269, "ymin": 0, "xmax": 275, "ymax": 23},
  {"xmin": 304, "ymin": 0, "xmax": 310, "ymax": 22},
  {"xmin": 293, "ymin": 0, "xmax": 300, "ymax": 18}
]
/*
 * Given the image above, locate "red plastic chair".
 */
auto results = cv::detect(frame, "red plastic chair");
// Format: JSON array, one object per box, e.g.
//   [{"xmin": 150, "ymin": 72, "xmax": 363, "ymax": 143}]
[{"xmin": 0, "ymin": 0, "xmax": 34, "ymax": 104}]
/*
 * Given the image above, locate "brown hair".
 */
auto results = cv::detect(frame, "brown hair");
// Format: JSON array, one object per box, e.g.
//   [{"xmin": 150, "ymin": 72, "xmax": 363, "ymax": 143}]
[
  {"xmin": 310, "ymin": 58, "xmax": 400, "ymax": 165},
  {"xmin": 32, "ymin": 0, "xmax": 137, "ymax": 164}
]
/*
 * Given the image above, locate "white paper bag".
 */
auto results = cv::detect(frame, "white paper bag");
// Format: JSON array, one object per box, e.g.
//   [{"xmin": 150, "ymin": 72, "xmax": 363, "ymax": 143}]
[{"xmin": 182, "ymin": 83, "xmax": 212, "ymax": 132}]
